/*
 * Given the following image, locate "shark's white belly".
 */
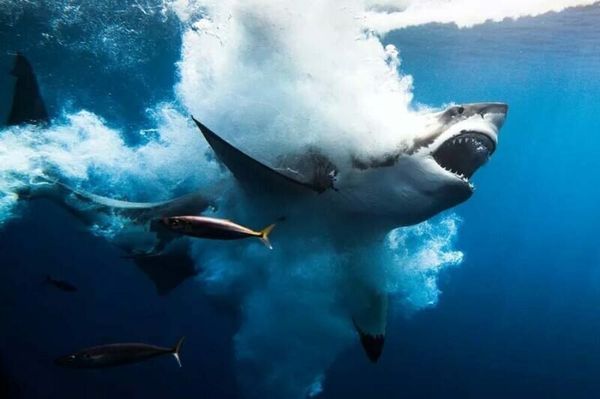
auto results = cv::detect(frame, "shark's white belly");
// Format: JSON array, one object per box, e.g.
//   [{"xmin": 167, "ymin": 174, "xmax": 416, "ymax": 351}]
[{"xmin": 323, "ymin": 156, "xmax": 469, "ymax": 227}]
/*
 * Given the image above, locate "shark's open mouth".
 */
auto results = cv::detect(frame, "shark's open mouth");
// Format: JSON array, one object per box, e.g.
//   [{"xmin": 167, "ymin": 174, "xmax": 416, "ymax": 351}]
[{"xmin": 432, "ymin": 131, "xmax": 495, "ymax": 182}]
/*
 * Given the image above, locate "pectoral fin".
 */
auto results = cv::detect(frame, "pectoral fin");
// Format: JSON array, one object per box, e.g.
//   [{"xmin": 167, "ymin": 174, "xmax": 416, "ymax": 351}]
[
  {"xmin": 132, "ymin": 249, "xmax": 198, "ymax": 296},
  {"xmin": 192, "ymin": 116, "xmax": 319, "ymax": 198}
]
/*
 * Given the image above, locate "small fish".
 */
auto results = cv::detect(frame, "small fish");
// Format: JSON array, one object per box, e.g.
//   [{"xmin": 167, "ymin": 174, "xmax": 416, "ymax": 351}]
[
  {"xmin": 161, "ymin": 216, "xmax": 276, "ymax": 249},
  {"xmin": 55, "ymin": 337, "xmax": 185, "ymax": 369},
  {"xmin": 45, "ymin": 276, "xmax": 78, "ymax": 293}
]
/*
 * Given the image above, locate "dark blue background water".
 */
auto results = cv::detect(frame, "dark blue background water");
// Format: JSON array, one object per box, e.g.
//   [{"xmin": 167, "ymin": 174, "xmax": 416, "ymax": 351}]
[{"xmin": 1, "ymin": 3, "xmax": 599, "ymax": 398}]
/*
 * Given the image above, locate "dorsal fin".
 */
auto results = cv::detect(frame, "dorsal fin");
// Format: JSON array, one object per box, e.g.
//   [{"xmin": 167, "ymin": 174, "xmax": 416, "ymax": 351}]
[
  {"xmin": 7, "ymin": 53, "xmax": 50, "ymax": 126},
  {"xmin": 192, "ymin": 116, "xmax": 318, "ymax": 198}
]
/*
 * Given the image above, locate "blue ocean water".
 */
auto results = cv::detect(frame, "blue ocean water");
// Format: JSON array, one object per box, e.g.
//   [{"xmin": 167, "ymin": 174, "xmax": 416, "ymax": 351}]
[
  {"xmin": 0, "ymin": 2, "xmax": 599, "ymax": 399},
  {"xmin": 325, "ymin": 6, "xmax": 600, "ymax": 398}
]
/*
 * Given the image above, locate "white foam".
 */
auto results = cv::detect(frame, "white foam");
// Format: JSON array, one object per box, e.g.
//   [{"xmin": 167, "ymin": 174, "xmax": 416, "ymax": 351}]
[
  {"xmin": 386, "ymin": 216, "xmax": 464, "ymax": 310},
  {"xmin": 175, "ymin": 0, "xmax": 426, "ymax": 164},
  {"xmin": 0, "ymin": 105, "xmax": 221, "ymax": 227},
  {"xmin": 362, "ymin": 0, "xmax": 599, "ymax": 32}
]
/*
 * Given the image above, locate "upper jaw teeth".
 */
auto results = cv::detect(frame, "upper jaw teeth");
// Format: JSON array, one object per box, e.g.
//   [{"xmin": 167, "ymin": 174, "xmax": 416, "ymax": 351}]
[{"xmin": 453, "ymin": 136, "xmax": 478, "ymax": 145}]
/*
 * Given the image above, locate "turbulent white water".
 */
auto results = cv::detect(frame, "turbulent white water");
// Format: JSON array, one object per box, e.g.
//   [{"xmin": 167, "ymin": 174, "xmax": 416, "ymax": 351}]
[
  {"xmin": 0, "ymin": 106, "xmax": 222, "ymax": 225},
  {"xmin": 0, "ymin": 0, "xmax": 593, "ymax": 397},
  {"xmin": 363, "ymin": 0, "xmax": 600, "ymax": 32}
]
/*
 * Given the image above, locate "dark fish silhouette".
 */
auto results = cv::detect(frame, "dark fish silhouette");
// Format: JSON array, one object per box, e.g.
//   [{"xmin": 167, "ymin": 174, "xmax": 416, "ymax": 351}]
[
  {"xmin": 161, "ymin": 216, "xmax": 276, "ymax": 249},
  {"xmin": 7, "ymin": 53, "xmax": 49, "ymax": 126},
  {"xmin": 45, "ymin": 276, "xmax": 78, "ymax": 293},
  {"xmin": 55, "ymin": 337, "xmax": 185, "ymax": 369}
]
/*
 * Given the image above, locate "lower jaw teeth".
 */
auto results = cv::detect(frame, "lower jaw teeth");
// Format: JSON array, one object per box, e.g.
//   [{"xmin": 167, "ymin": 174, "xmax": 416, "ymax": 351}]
[{"xmin": 444, "ymin": 168, "xmax": 471, "ymax": 184}]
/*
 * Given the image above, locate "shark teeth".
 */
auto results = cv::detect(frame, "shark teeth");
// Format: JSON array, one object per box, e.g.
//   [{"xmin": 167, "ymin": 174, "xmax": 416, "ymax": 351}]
[
  {"xmin": 439, "ymin": 166, "xmax": 474, "ymax": 188},
  {"xmin": 433, "ymin": 131, "xmax": 495, "ymax": 191},
  {"xmin": 450, "ymin": 136, "xmax": 486, "ymax": 147}
]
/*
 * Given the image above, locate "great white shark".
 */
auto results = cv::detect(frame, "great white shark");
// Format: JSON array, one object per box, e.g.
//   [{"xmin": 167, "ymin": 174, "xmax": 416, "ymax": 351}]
[
  {"xmin": 5, "ymin": 53, "xmax": 507, "ymax": 362},
  {"xmin": 190, "ymin": 101, "xmax": 507, "ymax": 362}
]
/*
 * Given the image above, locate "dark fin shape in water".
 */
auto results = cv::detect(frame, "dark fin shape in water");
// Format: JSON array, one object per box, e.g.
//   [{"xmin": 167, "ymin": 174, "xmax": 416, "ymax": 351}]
[
  {"xmin": 7, "ymin": 53, "xmax": 49, "ymax": 126},
  {"xmin": 191, "ymin": 116, "xmax": 318, "ymax": 198},
  {"xmin": 353, "ymin": 318, "xmax": 385, "ymax": 363},
  {"xmin": 172, "ymin": 336, "xmax": 185, "ymax": 367},
  {"xmin": 44, "ymin": 275, "xmax": 78, "ymax": 293},
  {"xmin": 133, "ymin": 250, "xmax": 198, "ymax": 296}
]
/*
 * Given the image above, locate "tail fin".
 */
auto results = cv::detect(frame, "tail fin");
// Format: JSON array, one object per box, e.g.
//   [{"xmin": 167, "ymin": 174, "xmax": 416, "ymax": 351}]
[
  {"xmin": 258, "ymin": 223, "xmax": 276, "ymax": 250},
  {"xmin": 172, "ymin": 336, "xmax": 185, "ymax": 368}
]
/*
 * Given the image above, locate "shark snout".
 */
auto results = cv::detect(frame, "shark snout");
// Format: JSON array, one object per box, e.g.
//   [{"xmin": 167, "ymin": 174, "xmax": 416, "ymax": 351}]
[{"xmin": 473, "ymin": 102, "xmax": 508, "ymax": 129}]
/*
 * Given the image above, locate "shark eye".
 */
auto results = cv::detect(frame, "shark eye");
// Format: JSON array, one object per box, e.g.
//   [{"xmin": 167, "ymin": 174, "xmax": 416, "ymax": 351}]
[{"xmin": 442, "ymin": 106, "xmax": 465, "ymax": 121}]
